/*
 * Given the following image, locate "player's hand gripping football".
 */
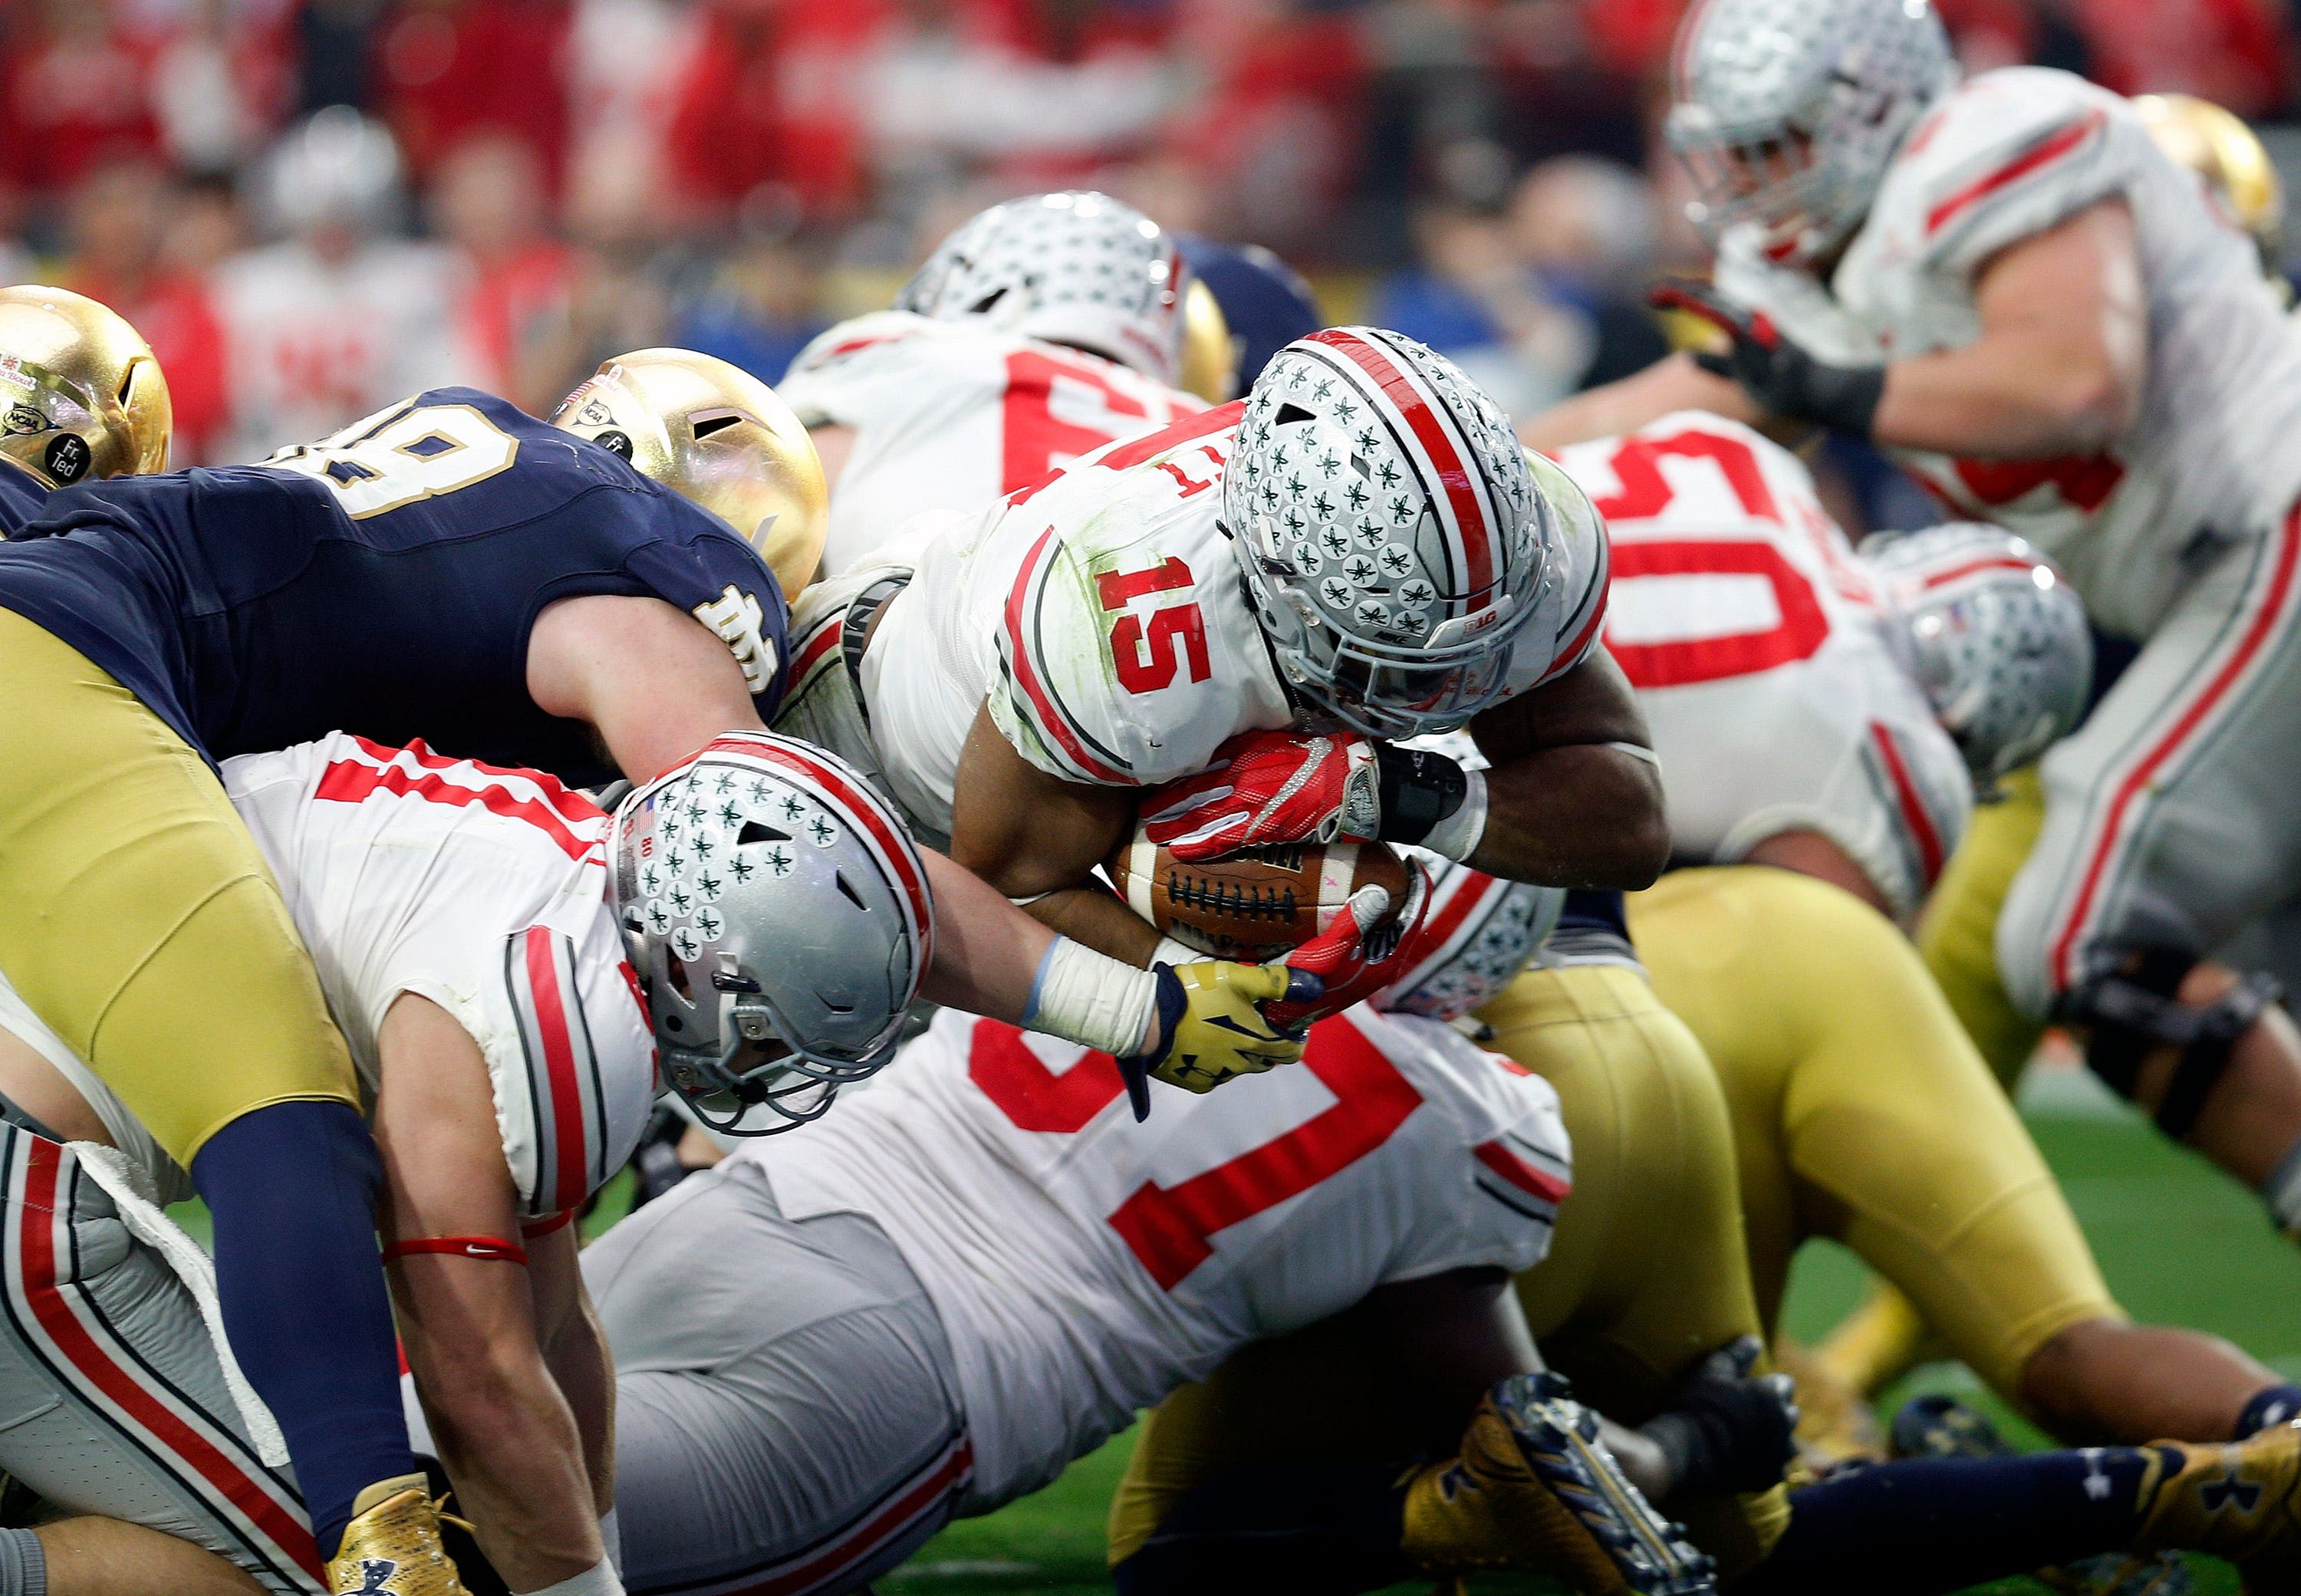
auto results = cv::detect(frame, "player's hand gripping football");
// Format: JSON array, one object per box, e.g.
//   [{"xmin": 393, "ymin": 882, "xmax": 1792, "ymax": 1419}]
[
  {"xmin": 1263, "ymin": 862, "xmax": 1442, "ymax": 1031},
  {"xmin": 1141, "ymin": 729, "xmax": 1383, "ymax": 860},
  {"xmin": 1111, "ymin": 883, "xmax": 1404, "ymax": 1116},
  {"xmin": 1648, "ymin": 279, "xmax": 1886, "ymax": 439}
]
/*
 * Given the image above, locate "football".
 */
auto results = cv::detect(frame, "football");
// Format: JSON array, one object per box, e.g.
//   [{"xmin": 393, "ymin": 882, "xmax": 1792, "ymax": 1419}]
[{"xmin": 1104, "ymin": 832, "xmax": 1411, "ymax": 964}]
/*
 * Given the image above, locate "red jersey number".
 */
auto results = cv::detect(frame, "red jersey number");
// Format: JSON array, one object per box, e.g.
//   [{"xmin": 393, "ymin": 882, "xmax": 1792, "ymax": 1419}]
[
  {"xmin": 1001, "ymin": 348, "xmax": 1154, "ymax": 494},
  {"xmin": 1096, "ymin": 555, "xmax": 1211, "ymax": 694},
  {"xmin": 966, "ymin": 1018, "xmax": 1424, "ymax": 1289}
]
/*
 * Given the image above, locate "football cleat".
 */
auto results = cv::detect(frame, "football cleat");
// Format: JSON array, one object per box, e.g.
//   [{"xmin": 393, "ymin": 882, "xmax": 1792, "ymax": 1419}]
[
  {"xmin": 1401, "ymin": 1372, "xmax": 1717, "ymax": 1595},
  {"xmin": 2134, "ymin": 1419, "xmax": 2301, "ymax": 1590},
  {"xmin": 1889, "ymin": 1397, "xmax": 2194, "ymax": 1595},
  {"xmin": 327, "ymin": 1473, "xmax": 472, "ymax": 1596}
]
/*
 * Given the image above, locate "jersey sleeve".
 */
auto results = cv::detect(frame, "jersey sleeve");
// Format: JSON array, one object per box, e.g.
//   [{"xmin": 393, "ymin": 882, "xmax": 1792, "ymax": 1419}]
[
  {"xmin": 1713, "ymin": 679, "xmax": 1973, "ymax": 920},
  {"xmin": 1372, "ymin": 1014, "xmax": 1570, "ymax": 1285},
  {"xmin": 1499, "ymin": 452, "xmax": 1611, "ymax": 699},
  {"xmin": 1887, "ymin": 70, "xmax": 2128, "ymax": 279},
  {"xmin": 987, "ymin": 508, "xmax": 1259, "ymax": 788}
]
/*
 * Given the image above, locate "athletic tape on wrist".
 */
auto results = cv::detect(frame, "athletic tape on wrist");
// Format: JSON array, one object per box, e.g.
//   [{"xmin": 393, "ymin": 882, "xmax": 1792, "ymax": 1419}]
[
  {"xmin": 1024, "ymin": 937, "xmax": 1162, "ymax": 1057},
  {"xmin": 1420, "ymin": 768, "xmax": 1489, "ymax": 861},
  {"xmin": 516, "ymin": 1555, "xmax": 623, "ymax": 1596},
  {"xmin": 1152, "ymin": 936, "xmax": 1202, "ymax": 968}
]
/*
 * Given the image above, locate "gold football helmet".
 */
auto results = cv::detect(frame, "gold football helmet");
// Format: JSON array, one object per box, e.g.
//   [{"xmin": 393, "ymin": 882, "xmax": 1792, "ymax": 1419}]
[
  {"xmin": 0, "ymin": 285, "xmax": 171, "ymax": 491},
  {"xmin": 1176, "ymin": 278, "xmax": 1236, "ymax": 404},
  {"xmin": 551, "ymin": 349, "xmax": 827, "ymax": 599},
  {"xmin": 2135, "ymin": 93, "xmax": 2286, "ymax": 275}
]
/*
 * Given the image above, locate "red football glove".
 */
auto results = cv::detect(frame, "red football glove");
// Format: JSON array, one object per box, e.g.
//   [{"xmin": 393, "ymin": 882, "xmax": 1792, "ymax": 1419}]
[
  {"xmin": 1141, "ymin": 731, "xmax": 1382, "ymax": 862},
  {"xmin": 1263, "ymin": 861, "xmax": 1441, "ymax": 1031}
]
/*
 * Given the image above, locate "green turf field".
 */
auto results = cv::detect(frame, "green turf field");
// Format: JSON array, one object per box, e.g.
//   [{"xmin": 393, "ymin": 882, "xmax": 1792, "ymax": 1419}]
[{"xmin": 879, "ymin": 1078, "xmax": 2301, "ymax": 1596}]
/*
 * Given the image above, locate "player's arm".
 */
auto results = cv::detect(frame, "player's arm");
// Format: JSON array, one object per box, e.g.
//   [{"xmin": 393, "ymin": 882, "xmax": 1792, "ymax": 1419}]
[
  {"xmin": 528, "ymin": 593, "xmax": 765, "ymax": 782},
  {"xmin": 530, "ymin": 1223, "xmax": 614, "ymax": 1520},
  {"xmin": 373, "ymin": 993, "xmax": 611, "ymax": 1595},
  {"xmin": 1516, "ymin": 350, "xmax": 1762, "ymax": 451},
  {"xmin": 1742, "ymin": 828, "xmax": 1898, "ymax": 920},
  {"xmin": 1466, "ymin": 649, "xmax": 1668, "ymax": 890},
  {"xmin": 949, "ymin": 701, "xmax": 1164, "ymax": 964},
  {"xmin": 1870, "ymin": 199, "xmax": 2145, "ymax": 458}
]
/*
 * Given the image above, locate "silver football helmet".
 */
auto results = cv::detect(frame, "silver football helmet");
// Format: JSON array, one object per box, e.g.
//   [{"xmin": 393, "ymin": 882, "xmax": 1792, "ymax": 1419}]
[
  {"xmin": 1667, "ymin": 0, "xmax": 1957, "ymax": 267},
  {"xmin": 896, "ymin": 191, "xmax": 1190, "ymax": 385},
  {"xmin": 1225, "ymin": 327, "xmax": 1554, "ymax": 739},
  {"xmin": 1378, "ymin": 857, "xmax": 1564, "ymax": 1022},
  {"xmin": 608, "ymin": 732, "xmax": 934, "ymax": 1134},
  {"xmin": 258, "ymin": 107, "xmax": 406, "ymax": 239},
  {"xmin": 1865, "ymin": 524, "xmax": 2093, "ymax": 793}
]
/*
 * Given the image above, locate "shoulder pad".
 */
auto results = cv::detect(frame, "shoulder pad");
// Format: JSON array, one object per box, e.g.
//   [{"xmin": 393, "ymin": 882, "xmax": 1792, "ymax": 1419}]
[
  {"xmin": 1882, "ymin": 69, "xmax": 2128, "ymax": 275},
  {"xmin": 499, "ymin": 918, "xmax": 657, "ymax": 1220}
]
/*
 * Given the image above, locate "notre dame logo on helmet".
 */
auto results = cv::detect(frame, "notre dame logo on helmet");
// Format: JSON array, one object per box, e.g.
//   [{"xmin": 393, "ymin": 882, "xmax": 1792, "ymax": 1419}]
[{"xmin": 43, "ymin": 433, "xmax": 91, "ymax": 485}]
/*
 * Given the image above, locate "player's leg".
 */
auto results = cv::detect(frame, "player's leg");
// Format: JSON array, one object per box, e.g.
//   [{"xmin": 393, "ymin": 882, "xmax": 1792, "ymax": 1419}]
[
  {"xmin": 0, "ymin": 1125, "xmax": 325, "ymax": 1595},
  {"xmin": 0, "ymin": 612, "xmax": 416, "ymax": 1587},
  {"xmin": 1481, "ymin": 961, "xmax": 1792, "ymax": 1578},
  {"xmin": 1642, "ymin": 865, "xmax": 2287, "ymax": 1444},
  {"xmin": 582, "ymin": 1160, "xmax": 968, "ymax": 1596},
  {"xmin": 1998, "ymin": 515, "xmax": 2301, "ymax": 1225}
]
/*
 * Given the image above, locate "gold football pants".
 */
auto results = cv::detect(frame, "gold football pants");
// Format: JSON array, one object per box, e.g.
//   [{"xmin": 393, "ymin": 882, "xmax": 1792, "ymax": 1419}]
[
  {"xmin": 1628, "ymin": 865, "xmax": 2116, "ymax": 1401},
  {"xmin": 1915, "ymin": 767, "xmax": 2052, "ymax": 1088},
  {"xmin": 1108, "ymin": 963, "xmax": 1791, "ymax": 1577},
  {"xmin": 0, "ymin": 608, "xmax": 355, "ymax": 1163}
]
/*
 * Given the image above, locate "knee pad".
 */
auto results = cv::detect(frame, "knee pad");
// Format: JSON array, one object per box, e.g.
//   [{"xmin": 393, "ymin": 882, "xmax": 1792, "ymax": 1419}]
[{"xmin": 2060, "ymin": 950, "xmax": 2283, "ymax": 1138}]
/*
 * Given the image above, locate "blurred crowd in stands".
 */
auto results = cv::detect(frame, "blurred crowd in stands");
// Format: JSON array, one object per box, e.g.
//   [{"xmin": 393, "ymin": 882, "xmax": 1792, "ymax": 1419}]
[{"xmin": 5, "ymin": 0, "xmax": 2294, "ymax": 471}]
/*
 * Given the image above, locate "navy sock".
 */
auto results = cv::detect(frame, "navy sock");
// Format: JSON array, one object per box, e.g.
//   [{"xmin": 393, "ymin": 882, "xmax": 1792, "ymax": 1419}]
[
  {"xmin": 1112, "ymin": 1462, "xmax": 1413, "ymax": 1596},
  {"xmin": 1764, "ymin": 1446, "xmax": 2178, "ymax": 1594},
  {"xmin": 2237, "ymin": 1384, "xmax": 2301, "ymax": 1437},
  {"xmin": 193, "ymin": 1100, "xmax": 414, "ymax": 1560}
]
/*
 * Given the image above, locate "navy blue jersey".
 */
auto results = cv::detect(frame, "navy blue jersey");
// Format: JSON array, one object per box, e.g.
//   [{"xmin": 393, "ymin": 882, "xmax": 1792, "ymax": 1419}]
[
  {"xmin": 0, "ymin": 388, "xmax": 788, "ymax": 785},
  {"xmin": 0, "ymin": 462, "xmax": 50, "ymax": 535}
]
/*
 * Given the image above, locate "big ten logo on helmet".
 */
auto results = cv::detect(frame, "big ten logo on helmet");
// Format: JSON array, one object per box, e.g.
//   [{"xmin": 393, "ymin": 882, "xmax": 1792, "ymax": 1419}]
[{"xmin": 693, "ymin": 584, "xmax": 779, "ymax": 694}]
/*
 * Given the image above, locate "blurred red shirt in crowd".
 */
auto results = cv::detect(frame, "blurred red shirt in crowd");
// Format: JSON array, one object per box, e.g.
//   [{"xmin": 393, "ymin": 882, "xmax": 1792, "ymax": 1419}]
[
  {"xmin": 374, "ymin": 0, "xmax": 573, "ymax": 195},
  {"xmin": 0, "ymin": 0, "xmax": 163, "ymax": 199}
]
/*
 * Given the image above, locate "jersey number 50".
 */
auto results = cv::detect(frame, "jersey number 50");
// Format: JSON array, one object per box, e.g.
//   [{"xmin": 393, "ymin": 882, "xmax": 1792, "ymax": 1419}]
[{"xmin": 268, "ymin": 401, "xmax": 520, "ymax": 519}]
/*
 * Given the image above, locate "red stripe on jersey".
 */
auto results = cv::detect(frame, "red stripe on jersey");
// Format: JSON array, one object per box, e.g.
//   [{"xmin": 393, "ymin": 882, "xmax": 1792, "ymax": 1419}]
[
  {"xmin": 1002, "ymin": 528, "xmax": 1134, "ymax": 784},
  {"xmin": 1926, "ymin": 108, "xmax": 2105, "ymax": 236},
  {"xmin": 814, "ymin": 333, "xmax": 902, "ymax": 364},
  {"xmin": 523, "ymin": 927, "xmax": 594, "ymax": 1216},
  {"xmin": 344, "ymin": 735, "xmax": 600, "ymax": 827},
  {"xmin": 1474, "ymin": 1140, "xmax": 1572, "ymax": 1204},
  {"xmin": 2048, "ymin": 504, "xmax": 2301, "ymax": 989},
  {"xmin": 16, "ymin": 1145, "xmax": 324, "ymax": 1581},
  {"xmin": 317, "ymin": 752, "xmax": 602, "ymax": 863},
  {"xmin": 700, "ymin": 736, "xmax": 937, "ymax": 969},
  {"xmin": 1307, "ymin": 331, "xmax": 1496, "ymax": 603},
  {"xmin": 789, "ymin": 614, "xmax": 844, "ymax": 689},
  {"xmin": 1916, "ymin": 554, "xmax": 2043, "ymax": 590},
  {"xmin": 1868, "ymin": 722, "xmax": 1947, "ymax": 888},
  {"xmin": 718, "ymin": 1438, "xmax": 972, "ymax": 1596},
  {"xmin": 1096, "ymin": 400, "xmax": 1245, "ymax": 473}
]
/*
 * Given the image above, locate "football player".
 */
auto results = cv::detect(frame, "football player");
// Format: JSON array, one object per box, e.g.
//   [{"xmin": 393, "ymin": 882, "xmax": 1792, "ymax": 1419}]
[
  {"xmin": 777, "ymin": 327, "xmax": 1664, "ymax": 1045},
  {"xmin": 779, "ymin": 192, "xmax": 1209, "ymax": 576},
  {"xmin": 1536, "ymin": 0, "xmax": 2301, "ymax": 1246},
  {"xmin": 0, "ymin": 285, "xmax": 172, "ymax": 532},
  {"xmin": 1174, "ymin": 236, "xmax": 1326, "ymax": 403},
  {"xmin": 0, "ymin": 729, "xmax": 933, "ymax": 1596},
  {"xmin": 572, "ymin": 1002, "xmax": 1775, "ymax": 1596},
  {"xmin": 0, "ymin": 354, "xmax": 1292, "ymax": 1596}
]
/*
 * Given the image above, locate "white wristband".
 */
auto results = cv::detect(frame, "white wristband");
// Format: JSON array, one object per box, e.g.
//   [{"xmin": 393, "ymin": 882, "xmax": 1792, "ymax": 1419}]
[
  {"xmin": 1151, "ymin": 936, "xmax": 1202, "ymax": 968},
  {"xmin": 1023, "ymin": 937, "xmax": 1161, "ymax": 1057},
  {"xmin": 518, "ymin": 1556, "xmax": 622, "ymax": 1596},
  {"xmin": 1421, "ymin": 767, "xmax": 1489, "ymax": 861},
  {"xmin": 599, "ymin": 1508, "xmax": 621, "ymax": 1578}
]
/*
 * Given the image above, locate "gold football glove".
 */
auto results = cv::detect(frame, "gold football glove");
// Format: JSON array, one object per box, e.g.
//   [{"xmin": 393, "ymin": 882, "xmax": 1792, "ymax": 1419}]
[
  {"xmin": 328, "ymin": 1474, "xmax": 471, "ymax": 1596},
  {"xmin": 1116, "ymin": 960, "xmax": 1315, "ymax": 1116}
]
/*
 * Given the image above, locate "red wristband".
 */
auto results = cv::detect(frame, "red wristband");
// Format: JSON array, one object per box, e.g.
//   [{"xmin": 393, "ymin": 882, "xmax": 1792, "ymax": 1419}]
[
  {"xmin": 381, "ymin": 1236, "xmax": 529, "ymax": 1265},
  {"xmin": 520, "ymin": 1209, "xmax": 577, "ymax": 1239}
]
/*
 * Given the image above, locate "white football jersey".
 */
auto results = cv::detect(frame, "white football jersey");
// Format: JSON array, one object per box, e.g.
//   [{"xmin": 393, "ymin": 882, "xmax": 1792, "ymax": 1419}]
[
  {"xmin": 0, "ymin": 734, "xmax": 656, "ymax": 1216},
  {"xmin": 209, "ymin": 240, "xmax": 485, "ymax": 466},
  {"xmin": 858, "ymin": 404, "xmax": 1608, "ymax": 841},
  {"xmin": 1553, "ymin": 414, "xmax": 1970, "ymax": 917},
  {"xmin": 780, "ymin": 312, "xmax": 1206, "ymax": 575},
  {"xmin": 1716, "ymin": 67, "xmax": 2301, "ymax": 640},
  {"xmin": 749, "ymin": 1004, "xmax": 1568, "ymax": 1510}
]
